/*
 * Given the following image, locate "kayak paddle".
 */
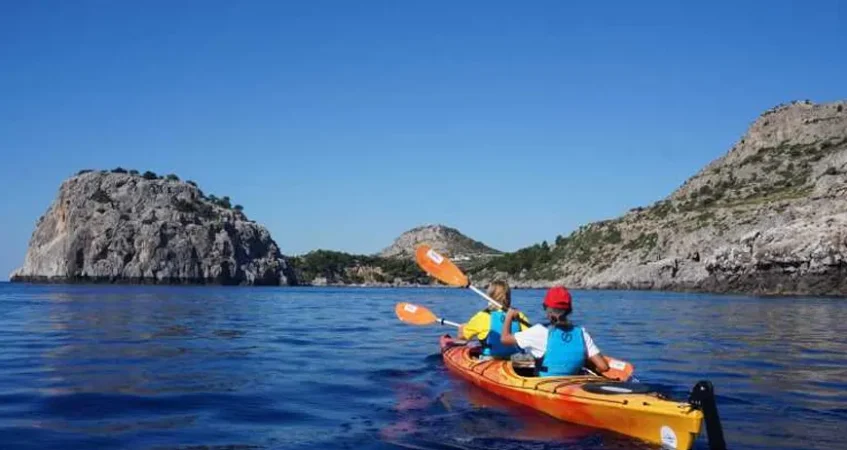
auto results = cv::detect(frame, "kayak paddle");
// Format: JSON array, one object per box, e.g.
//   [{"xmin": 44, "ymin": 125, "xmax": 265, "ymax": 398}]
[
  {"xmin": 395, "ymin": 302, "xmax": 460, "ymax": 328},
  {"xmin": 600, "ymin": 357, "xmax": 636, "ymax": 382},
  {"xmin": 414, "ymin": 245, "xmax": 531, "ymax": 327}
]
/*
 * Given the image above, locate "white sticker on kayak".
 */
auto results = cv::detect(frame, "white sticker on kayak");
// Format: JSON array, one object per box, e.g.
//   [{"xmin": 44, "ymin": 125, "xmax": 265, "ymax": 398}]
[
  {"xmin": 600, "ymin": 386, "xmax": 632, "ymax": 393},
  {"xmin": 610, "ymin": 360, "xmax": 626, "ymax": 370},
  {"xmin": 426, "ymin": 249, "xmax": 444, "ymax": 264},
  {"xmin": 660, "ymin": 426, "xmax": 678, "ymax": 449},
  {"xmin": 404, "ymin": 304, "xmax": 418, "ymax": 313}
]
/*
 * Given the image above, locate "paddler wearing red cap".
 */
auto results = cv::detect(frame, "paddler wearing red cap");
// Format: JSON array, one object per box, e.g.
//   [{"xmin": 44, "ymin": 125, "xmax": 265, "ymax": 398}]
[{"xmin": 500, "ymin": 286, "xmax": 611, "ymax": 377}]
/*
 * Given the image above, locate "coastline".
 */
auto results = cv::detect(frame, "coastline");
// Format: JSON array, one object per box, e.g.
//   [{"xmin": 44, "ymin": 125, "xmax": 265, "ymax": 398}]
[{"xmin": 8, "ymin": 277, "xmax": 846, "ymax": 298}]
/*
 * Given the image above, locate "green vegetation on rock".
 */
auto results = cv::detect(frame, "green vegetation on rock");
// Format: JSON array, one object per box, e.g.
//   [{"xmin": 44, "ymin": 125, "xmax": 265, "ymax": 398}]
[
  {"xmin": 290, "ymin": 250, "xmax": 429, "ymax": 285},
  {"xmin": 90, "ymin": 189, "xmax": 113, "ymax": 204},
  {"xmin": 622, "ymin": 232, "xmax": 658, "ymax": 251},
  {"xmin": 483, "ymin": 242, "xmax": 553, "ymax": 275},
  {"xmin": 472, "ymin": 222, "xmax": 625, "ymax": 278},
  {"xmin": 73, "ymin": 168, "xmax": 247, "ymax": 217}
]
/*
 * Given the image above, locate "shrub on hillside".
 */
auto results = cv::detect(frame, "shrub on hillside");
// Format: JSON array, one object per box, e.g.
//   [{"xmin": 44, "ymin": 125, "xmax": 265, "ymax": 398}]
[
  {"xmin": 90, "ymin": 189, "xmax": 112, "ymax": 204},
  {"xmin": 291, "ymin": 250, "xmax": 428, "ymax": 285},
  {"xmin": 172, "ymin": 198, "xmax": 196, "ymax": 213},
  {"xmin": 484, "ymin": 243, "xmax": 551, "ymax": 275},
  {"xmin": 622, "ymin": 232, "xmax": 658, "ymax": 251}
]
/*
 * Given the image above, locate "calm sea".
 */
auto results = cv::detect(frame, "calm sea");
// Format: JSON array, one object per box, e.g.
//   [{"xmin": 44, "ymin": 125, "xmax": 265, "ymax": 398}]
[{"xmin": 0, "ymin": 284, "xmax": 844, "ymax": 450}]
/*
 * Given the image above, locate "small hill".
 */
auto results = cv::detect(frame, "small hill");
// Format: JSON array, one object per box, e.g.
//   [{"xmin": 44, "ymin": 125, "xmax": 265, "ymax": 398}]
[
  {"xmin": 470, "ymin": 100, "xmax": 847, "ymax": 296},
  {"xmin": 379, "ymin": 224, "xmax": 502, "ymax": 261},
  {"xmin": 11, "ymin": 169, "xmax": 296, "ymax": 285},
  {"xmin": 287, "ymin": 225, "xmax": 500, "ymax": 286}
]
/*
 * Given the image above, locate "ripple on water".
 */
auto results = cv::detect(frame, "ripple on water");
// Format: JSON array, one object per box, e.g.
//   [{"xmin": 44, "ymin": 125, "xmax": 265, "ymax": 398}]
[{"xmin": 0, "ymin": 285, "xmax": 845, "ymax": 450}]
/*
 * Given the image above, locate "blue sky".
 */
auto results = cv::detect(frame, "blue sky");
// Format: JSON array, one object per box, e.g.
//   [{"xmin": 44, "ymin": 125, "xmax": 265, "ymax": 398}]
[{"xmin": 1, "ymin": 1, "xmax": 845, "ymax": 279}]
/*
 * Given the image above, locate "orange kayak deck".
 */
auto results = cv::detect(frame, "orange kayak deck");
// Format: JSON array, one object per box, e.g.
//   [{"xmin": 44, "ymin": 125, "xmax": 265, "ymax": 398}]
[{"xmin": 439, "ymin": 335, "xmax": 704, "ymax": 450}]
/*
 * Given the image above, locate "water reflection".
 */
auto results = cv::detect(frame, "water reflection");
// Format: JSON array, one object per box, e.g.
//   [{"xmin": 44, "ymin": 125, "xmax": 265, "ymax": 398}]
[{"xmin": 382, "ymin": 371, "xmax": 608, "ymax": 448}]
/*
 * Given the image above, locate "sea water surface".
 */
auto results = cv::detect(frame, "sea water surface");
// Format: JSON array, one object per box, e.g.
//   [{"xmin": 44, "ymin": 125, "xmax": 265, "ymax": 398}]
[{"xmin": 0, "ymin": 284, "xmax": 845, "ymax": 450}]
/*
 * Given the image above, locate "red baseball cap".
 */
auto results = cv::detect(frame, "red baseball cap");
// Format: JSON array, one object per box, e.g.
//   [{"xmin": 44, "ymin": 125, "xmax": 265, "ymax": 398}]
[{"xmin": 543, "ymin": 286, "xmax": 572, "ymax": 310}]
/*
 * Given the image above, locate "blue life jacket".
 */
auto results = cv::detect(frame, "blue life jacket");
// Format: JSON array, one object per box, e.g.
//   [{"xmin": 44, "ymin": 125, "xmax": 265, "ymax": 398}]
[
  {"xmin": 482, "ymin": 310, "xmax": 522, "ymax": 358},
  {"xmin": 538, "ymin": 325, "xmax": 586, "ymax": 376}
]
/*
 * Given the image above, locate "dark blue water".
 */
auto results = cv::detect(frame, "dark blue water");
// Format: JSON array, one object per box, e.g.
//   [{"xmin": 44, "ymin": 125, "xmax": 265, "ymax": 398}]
[{"xmin": 0, "ymin": 284, "xmax": 844, "ymax": 450}]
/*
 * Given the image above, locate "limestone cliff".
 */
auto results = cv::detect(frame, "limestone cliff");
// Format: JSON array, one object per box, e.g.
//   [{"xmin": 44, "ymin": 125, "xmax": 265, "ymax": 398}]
[
  {"xmin": 471, "ymin": 100, "xmax": 847, "ymax": 296},
  {"xmin": 379, "ymin": 224, "xmax": 501, "ymax": 261},
  {"xmin": 11, "ymin": 170, "xmax": 295, "ymax": 285}
]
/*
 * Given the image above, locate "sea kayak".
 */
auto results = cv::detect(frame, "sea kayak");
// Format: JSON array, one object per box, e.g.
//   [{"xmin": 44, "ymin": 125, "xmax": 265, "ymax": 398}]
[{"xmin": 440, "ymin": 335, "xmax": 719, "ymax": 450}]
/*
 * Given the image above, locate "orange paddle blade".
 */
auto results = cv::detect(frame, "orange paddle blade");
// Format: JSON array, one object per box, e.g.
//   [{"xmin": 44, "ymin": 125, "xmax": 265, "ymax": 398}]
[
  {"xmin": 414, "ymin": 245, "xmax": 469, "ymax": 287},
  {"xmin": 395, "ymin": 302, "xmax": 438, "ymax": 326},
  {"xmin": 602, "ymin": 356, "xmax": 635, "ymax": 381}
]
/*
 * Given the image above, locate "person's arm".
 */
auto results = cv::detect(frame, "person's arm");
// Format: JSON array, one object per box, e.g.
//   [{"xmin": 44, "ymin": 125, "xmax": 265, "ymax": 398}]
[
  {"xmin": 500, "ymin": 308, "xmax": 520, "ymax": 346},
  {"xmin": 588, "ymin": 353, "xmax": 610, "ymax": 373},
  {"xmin": 583, "ymin": 329, "xmax": 610, "ymax": 373},
  {"xmin": 517, "ymin": 312, "xmax": 531, "ymax": 331},
  {"xmin": 460, "ymin": 311, "xmax": 489, "ymax": 340}
]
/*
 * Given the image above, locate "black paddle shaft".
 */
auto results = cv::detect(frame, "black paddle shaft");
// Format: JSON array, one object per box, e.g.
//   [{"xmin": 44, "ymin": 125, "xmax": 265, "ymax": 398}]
[{"xmin": 689, "ymin": 380, "xmax": 727, "ymax": 450}]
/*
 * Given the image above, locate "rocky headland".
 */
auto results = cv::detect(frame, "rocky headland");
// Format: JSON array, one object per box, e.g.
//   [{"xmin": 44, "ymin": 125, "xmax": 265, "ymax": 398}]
[
  {"xmin": 469, "ymin": 100, "xmax": 847, "ymax": 296},
  {"xmin": 11, "ymin": 170, "xmax": 295, "ymax": 285}
]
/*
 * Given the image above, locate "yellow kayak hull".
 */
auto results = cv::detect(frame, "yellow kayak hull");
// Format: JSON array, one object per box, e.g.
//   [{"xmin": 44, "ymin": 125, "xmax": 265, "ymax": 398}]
[{"xmin": 440, "ymin": 335, "xmax": 704, "ymax": 449}]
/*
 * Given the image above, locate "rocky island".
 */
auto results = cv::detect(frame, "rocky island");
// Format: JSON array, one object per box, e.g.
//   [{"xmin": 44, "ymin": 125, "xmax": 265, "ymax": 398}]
[{"xmin": 11, "ymin": 170, "xmax": 295, "ymax": 285}]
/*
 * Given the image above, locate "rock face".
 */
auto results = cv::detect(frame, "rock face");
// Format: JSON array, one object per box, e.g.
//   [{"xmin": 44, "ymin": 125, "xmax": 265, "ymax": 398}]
[
  {"xmin": 472, "ymin": 100, "xmax": 847, "ymax": 296},
  {"xmin": 11, "ymin": 171, "xmax": 295, "ymax": 285},
  {"xmin": 379, "ymin": 224, "xmax": 501, "ymax": 261}
]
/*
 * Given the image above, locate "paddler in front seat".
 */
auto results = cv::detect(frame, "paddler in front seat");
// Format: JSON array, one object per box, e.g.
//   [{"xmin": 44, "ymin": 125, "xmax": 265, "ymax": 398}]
[
  {"xmin": 500, "ymin": 286, "xmax": 610, "ymax": 376},
  {"xmin": 457, "ymin": 280, "xmax": 530, "ymax": 360}
]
